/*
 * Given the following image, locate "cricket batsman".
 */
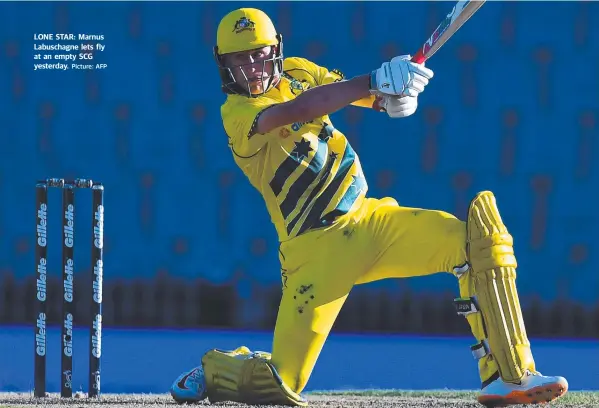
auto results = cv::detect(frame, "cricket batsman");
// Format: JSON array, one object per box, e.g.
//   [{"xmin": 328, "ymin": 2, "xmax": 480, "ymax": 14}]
[{"xmin": 170, "ymin": 7, "xmax": 569, "ymax": 407}]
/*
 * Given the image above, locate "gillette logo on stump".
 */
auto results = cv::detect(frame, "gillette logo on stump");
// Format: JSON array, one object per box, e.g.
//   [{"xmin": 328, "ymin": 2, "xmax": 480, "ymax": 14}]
[
  {"xmin": 94, "ymin": 204, "xmax": 104, "ymax": 249},
  {"xmin": 64, "ymin": 204, "xmax": 74, "ymax": 247},
  {"xmin": 64, "ymin": 258, "xmax": 74, "ymax": 302},
  {"xmin": 36, "ymin": 312, "xmax": 46, "ymax": 356},
  {"xmin": 37, "ymin": 203, "xmax": 47, "ymax": 247},
  {"xmin": 93, "ymin": 259, "xmax": 103, "ymax": 303},
  {"xmin": 37, "ymin": 257, "xmax": 47, "ymax": 301},
  {"xmin": 63, "ymin": 313, "xmax": 73, "ymax": 357},
  {"xmin": 91, "ymin": 314, "xmax": 102, "ymax": 358}
]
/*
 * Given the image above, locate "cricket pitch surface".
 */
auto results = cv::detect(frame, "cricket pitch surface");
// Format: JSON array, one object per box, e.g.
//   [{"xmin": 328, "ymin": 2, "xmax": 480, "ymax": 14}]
[{"xmin": 1, "ymin": 391, "xmax": 598, "ymax": 408}]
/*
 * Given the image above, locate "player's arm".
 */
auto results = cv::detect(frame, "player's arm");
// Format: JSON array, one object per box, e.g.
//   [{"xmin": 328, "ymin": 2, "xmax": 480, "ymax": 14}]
[
  {"xmin": 318, "ymin": 67, "xmax": 376, "ymax": 109},
  {"xmin": 255, "ymin": 75, "xmax": 371, "ymax": 134},
  {"xmin": 322, "ymin": 56, "xmax": 430, "ymax": 115},
  {"xmin": 256, "ymin": 56, "xmax": 433, "ymax": 134},
  {"xmin": 332, "ymin": 59, "xmax": 430, "ymax": 118}
]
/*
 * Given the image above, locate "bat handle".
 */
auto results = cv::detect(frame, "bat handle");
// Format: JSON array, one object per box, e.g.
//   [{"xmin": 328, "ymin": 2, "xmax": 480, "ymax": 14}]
[{"xmin": 411, "ymin": 50, "xmax": 426, "ymax": 64}]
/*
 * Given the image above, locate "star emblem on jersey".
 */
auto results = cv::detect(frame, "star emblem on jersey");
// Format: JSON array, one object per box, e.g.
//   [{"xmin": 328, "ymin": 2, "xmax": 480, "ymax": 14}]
[
  {"xmin": 318, "ymin": 123, "xmax": 335, "ymax": 142},
  {"xmin": 233, "ymin": 17, "xmax": 255, "ymax": 34},
  {"xmin": 291, "ymin": 138, "xmax": 313, "ymax": 162}
]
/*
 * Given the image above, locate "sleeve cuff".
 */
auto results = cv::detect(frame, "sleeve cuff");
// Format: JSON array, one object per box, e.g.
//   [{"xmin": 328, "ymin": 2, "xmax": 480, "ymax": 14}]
[{"xmin": 248, "ymin": 104, "xmax": 277, "ymax": 139}]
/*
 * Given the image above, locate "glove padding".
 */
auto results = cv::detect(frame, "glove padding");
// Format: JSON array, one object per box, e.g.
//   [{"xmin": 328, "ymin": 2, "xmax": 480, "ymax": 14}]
[
  {"xmin": 375, "ymin": 94, "xmax": 418, "ymax": 118},
  {"xmin": 370, "ymin": 55, "xmax": 433, "ymax": 97},
  {"xmin": 202, "ymin": 346, "xmax": 307, "ymax": 406}
]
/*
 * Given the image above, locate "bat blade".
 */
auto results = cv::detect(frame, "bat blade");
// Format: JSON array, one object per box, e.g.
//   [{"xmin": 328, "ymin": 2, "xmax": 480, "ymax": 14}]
[{"xmin": 411, "ymin": 0, "xmax": 485, "ymax": 64}]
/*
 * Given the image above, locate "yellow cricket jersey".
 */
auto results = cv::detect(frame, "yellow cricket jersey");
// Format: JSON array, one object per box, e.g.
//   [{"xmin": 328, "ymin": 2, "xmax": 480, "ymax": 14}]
[{"xmin": 221, "ymin": 57, "xmax": 368, "ymax": 241}]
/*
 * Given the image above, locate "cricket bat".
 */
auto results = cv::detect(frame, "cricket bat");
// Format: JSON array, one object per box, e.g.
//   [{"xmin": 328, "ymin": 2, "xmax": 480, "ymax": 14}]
[
  {"xmin": 411, "ymin": 0, "xmax": 486, "ymax": 64},
  {"xmin": 373, "ymin": 0, "xmax": 485, "ymax": 112}
]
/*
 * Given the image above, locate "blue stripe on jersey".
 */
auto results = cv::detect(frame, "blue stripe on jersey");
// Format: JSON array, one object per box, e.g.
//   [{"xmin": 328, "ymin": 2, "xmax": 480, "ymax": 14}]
[
  {"xmin": 269, "ymin": 138, "xmax": 313, "ymax": 196},
  {"xmin": 334, "ymin": 173, "xmax": 368, "ymax": 214},
  {"xmin": 285, "ymin": 149, "xmax": 338, "ymax": 235},
  {"xmin": 297, "ymin": 141, "xmax": 356, "ymax": 236},
  {"xmin": 280, "ymin": 137, "xmax": 329, "ymax": 218}
]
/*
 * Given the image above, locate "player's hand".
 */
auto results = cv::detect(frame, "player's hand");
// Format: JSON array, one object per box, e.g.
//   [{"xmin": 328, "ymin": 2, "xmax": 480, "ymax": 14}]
[
  {"xmin": 374, "ymin": 94, "xmax": 419, "ymax": 118},
  {"xmin": 369, "ymin": 55, "xmax": 434, "ymax": 97}
]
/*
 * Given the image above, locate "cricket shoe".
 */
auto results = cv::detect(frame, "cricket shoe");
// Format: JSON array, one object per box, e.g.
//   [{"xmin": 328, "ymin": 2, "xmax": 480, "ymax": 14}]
[
  {"xmin": 478, "ymin": 370, "xmax": 568, "ymax": 407},
  {"xmin": 170, "ymin": 365, "xmax": 208, "ymax": 404}
]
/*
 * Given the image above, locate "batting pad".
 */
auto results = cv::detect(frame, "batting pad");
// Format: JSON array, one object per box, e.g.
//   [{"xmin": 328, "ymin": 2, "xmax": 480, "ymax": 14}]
[
  {"xmin": 466, "ymin": 191, "xmax": 536, "ymax": 383},
  {"xmin": 202, "ymin": 346, "xmax": 308, "ymax": 406}
]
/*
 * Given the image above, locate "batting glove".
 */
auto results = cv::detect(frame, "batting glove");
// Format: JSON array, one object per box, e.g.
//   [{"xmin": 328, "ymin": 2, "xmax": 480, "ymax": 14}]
[
  {"xmin": 378, "ymin": 94, "xmax": 419, "ymax": 118},
  {"xmin": 369, "ymin": 54, "xmax": 434, "ymax": 97}
]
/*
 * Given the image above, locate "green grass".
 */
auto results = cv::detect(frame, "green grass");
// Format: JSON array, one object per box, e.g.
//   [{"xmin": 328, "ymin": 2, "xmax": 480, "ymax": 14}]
[{"xmin": 309, "ymin": 389, "xmax": 599, "ymax": 405}]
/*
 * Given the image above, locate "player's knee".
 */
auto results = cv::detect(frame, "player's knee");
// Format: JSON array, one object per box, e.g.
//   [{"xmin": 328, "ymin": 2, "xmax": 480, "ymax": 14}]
[
  {"xmin": 466, "ymin": 191, "xmax": 518, "ymax": 273},
  {"xmin": 413, "ymin": 210, "xmax": 468, "ymax": 273}
]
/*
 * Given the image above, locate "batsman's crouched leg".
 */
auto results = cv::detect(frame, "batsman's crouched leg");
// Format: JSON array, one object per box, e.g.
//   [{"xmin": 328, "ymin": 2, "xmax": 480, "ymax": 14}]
[
  {"xmin": 202, "ymin": 346, "xmax": 308, "ymax": 406},
  {"xmin": 455, "ymin": 191, "xmax": 536, "ymax": 385}
]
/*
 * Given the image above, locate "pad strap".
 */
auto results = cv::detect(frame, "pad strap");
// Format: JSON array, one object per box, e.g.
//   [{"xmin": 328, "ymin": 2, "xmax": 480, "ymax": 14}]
[
  {"xmin": 454, "ymin": 296, "xmax": 480, "ymax": 317},
  {"xmin": 471, "ymin": 339, "xmax": 491, "ymax": 360},
  {"xmin": 453, "ymin": 297, "xmax": 491, "ymax": 360}
]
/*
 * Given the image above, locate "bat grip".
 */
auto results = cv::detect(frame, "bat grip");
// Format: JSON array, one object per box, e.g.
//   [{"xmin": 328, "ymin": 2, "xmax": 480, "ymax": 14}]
[{"xmin": 411, "ymin": 51, "xmax": 426, "ymax": 64}]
